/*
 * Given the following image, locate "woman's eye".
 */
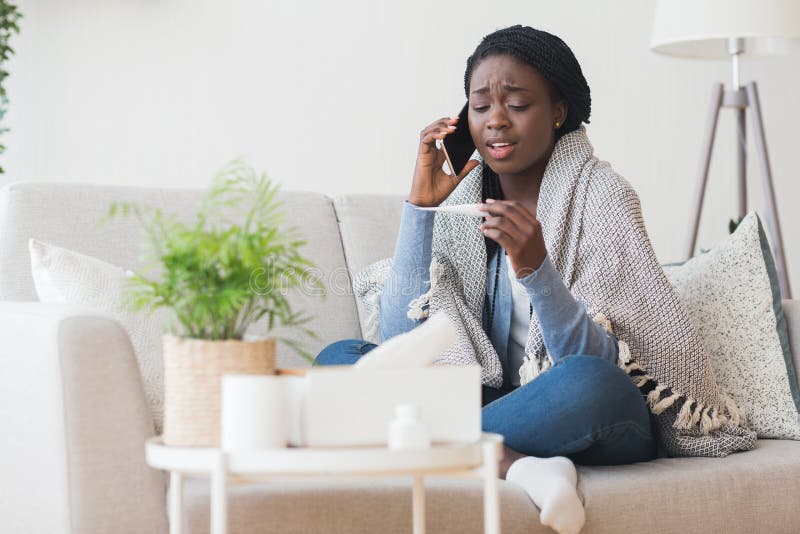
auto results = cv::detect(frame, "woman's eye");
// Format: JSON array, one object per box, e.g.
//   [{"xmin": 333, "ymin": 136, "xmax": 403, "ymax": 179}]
[{"xmin": 471, "ymin": 103, "xmax": 528, "ymax": 112}]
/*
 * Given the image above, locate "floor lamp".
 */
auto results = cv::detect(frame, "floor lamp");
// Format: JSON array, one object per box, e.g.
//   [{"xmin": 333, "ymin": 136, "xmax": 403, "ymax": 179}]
[{"xmin": 651, "ymin": 0, "xmax": 800, "ymax": 300}]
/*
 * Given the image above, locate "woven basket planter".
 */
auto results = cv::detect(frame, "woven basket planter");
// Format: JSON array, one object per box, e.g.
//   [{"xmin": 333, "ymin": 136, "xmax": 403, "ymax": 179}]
[{"xmin": 162, "ymin": 334, "xmax": 276, "ymax": 447}]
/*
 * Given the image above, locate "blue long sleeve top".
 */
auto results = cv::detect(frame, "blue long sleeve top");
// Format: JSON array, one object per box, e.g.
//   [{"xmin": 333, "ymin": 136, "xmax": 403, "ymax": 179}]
[{"xmin": 378, "ymin": 201, "xmax": 618, "ymax": 388}]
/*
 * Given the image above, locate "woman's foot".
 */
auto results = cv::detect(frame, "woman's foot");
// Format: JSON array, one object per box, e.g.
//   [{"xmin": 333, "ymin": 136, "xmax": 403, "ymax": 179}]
[
  {"xmin": 506, "ymin": 456, "xmax": 585, "ymax": 534},
  {"xmin": 499, "ymin": 445, "xmax": 526, "ymax": 479}
]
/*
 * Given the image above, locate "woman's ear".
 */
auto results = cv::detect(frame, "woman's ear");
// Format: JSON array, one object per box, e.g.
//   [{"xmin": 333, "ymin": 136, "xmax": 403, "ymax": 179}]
[{"xmin": 556, "ymin": 101, "xmax": 568, "ymax": 128}]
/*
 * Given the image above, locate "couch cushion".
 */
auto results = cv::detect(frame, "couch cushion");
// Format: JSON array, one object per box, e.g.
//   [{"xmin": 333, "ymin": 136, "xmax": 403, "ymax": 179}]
[
  {"xmin": 333, "ymin": 194, "xmax": 405, "ymax": 332},
  {"xmin": 180, "ymin": 439, "xmax": 800, "ymax": 533},
  {"xmin": 578, "ymin": 438, "xmax": 800, "ymax": 533},
  {"xmin": 333, "ymin": 194, "xmax": 405, "ymax": 277},
  {"xmin": 0, "ymin": 182, "xmax": 361, "ymax": 366}
]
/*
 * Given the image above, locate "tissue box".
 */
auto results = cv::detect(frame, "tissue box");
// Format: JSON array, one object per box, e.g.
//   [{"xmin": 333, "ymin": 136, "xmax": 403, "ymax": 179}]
[{"xmin": 300, "ymin": 365, "xmax": 482, "ymax": 447}]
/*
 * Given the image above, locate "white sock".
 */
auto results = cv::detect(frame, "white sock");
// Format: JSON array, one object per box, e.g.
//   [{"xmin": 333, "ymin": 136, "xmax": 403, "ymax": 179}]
[{"xmin": 506, "ymin": 456, "xmax": 585, "ymax": 534}]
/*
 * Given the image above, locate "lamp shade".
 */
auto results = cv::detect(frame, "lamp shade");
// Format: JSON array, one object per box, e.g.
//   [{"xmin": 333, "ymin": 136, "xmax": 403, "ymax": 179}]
[{"xmin": 651, "ymin": 0, "xmax": 800, "ymax": 58}]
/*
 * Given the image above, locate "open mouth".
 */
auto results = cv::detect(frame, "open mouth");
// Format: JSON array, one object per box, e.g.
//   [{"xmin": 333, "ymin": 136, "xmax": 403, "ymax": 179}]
[{"xmin": 486, "ymin": 142, "xmax": 516, "ymax": 160}]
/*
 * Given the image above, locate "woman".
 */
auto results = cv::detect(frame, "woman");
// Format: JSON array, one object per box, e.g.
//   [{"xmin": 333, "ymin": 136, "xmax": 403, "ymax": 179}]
[{"xmin": 316, "ymin": 26, "xmax": 754, "ymax": 534}]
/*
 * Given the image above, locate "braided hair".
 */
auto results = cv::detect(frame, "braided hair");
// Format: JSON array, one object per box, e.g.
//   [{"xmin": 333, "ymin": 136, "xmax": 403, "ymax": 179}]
[
  {"xmin": 464, "ymin": 25, "xmax": 591, "ymax": 141},
  {"xmin": 464, "ymin": 26, "xmax": 591, "ymax": 337}
]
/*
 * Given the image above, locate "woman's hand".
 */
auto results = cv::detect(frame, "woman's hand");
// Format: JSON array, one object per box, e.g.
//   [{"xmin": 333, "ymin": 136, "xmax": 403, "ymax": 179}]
[
  {"xmin": 408, "ymin": 115, "xmax": 479, "ymax": 207},
  {"xmin": 479, "ymin": 199, "xmax": 547, "ymax": 277}
]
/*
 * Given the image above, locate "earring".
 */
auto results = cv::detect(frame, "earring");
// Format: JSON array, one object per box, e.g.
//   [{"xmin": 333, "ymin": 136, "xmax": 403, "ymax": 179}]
[{"xmin": 555, "ymin": 121, "xmax": 561, "ymax": 128}]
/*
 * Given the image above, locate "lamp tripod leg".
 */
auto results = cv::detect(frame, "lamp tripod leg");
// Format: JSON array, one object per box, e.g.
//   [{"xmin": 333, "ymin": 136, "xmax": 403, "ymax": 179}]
[
  {"xmin": 746, "ymin": 82, "xmax": 792, "ymax": 299},
  {"xmin": 736, "ymin": 106, "xmax": 747, "ymax": 219},
  {"xmin": 686, "ymin": 83, "xmax": 724, "ymax": 259}
]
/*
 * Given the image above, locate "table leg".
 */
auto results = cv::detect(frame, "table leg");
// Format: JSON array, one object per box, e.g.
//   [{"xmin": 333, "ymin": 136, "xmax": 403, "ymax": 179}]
[
  {"xmin": 169, "ymin": 471, "xmax": 183, "ymax": 534},
  {"xmin": 412, "ymin": 475, "xmax": 426, "ymax": 534},
  {"xmin": 211, "ymin": 452, "xmax": 228, "ymax": 534},
  {"xmin": 482, "ymin": 440, "xmax": 501, "ymax": 534}
]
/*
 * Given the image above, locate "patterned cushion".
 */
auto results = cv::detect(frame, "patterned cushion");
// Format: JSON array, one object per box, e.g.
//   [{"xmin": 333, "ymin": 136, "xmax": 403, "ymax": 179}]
[
  {"xmin": 662, "ymin": 212, "xmax": 800, "ymax": 439},
  {"xmin": 29, "ymin": 238, "xmax": 167, "ymax": 434}
]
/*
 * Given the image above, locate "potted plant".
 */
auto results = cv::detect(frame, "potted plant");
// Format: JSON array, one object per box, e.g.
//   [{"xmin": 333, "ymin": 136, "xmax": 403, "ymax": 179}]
[
  {"xmin": 0, "ymin": 1, "xmax": 22, "ymax": 174},
  {"xmin": 107, "ymin": 160, "xmax": 322, "ymax": 447}
]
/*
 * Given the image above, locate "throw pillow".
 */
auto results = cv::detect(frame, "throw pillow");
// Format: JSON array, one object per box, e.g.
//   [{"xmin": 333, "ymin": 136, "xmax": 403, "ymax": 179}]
[
  {"xmin": 662, "ymin": 212, "xmax": 800, "ymax": 439},
  {"xmin": 29, "ymin": 239, "xmax": 167, "ymax": 434}
]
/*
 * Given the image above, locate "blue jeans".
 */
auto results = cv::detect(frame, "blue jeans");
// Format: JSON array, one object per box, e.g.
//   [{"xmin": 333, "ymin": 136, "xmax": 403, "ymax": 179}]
[{"xmin": 315, "ymin": 339, "xmax": 656, "ymax": 465}]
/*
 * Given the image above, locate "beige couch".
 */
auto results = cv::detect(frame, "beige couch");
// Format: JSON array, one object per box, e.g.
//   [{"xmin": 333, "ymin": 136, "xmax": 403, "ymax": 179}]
[{"xmin": 1, "ymin": 182, "xmax": 799, "ymax": 534}]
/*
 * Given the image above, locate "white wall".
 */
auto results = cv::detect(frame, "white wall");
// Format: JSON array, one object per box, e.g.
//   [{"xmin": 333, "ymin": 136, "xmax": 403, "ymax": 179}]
[{"xmin": 6, "ymin": 0, "xmax": 800, "ymax": 291}]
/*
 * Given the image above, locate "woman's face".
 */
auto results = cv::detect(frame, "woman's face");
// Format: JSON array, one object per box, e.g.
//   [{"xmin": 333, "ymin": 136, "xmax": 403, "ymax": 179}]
[{"xmin": 467, "ymin": 54, "xmax": 566, "ymax": 179}]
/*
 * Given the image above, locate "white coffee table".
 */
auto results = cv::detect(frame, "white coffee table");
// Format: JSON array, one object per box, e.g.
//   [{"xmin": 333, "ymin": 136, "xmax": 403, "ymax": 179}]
[{"xmin": 145, "ymin": 433, "xmax": 504, "ymax": 534}]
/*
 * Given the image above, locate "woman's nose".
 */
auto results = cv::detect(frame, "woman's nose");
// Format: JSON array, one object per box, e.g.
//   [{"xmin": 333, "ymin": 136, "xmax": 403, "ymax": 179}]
[{"xmin": 486, "ymin": 108, "xmax": 510, "ymax": 130}]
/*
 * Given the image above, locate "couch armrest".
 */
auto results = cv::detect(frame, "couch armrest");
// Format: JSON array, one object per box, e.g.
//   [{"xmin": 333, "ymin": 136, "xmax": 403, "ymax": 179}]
[
  {"xmin": 0, "ymin": 302, "xmax": 167, "ymax": 534},
  {"xmin": 782, "ymin": 299, "xmax": 800, "ymax": 385}
]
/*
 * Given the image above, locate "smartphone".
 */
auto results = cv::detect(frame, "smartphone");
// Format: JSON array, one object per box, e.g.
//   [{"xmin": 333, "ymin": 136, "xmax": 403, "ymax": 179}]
[{"xmin": 441, "ymin": 103, "xmax": 476, "ymax": 177}]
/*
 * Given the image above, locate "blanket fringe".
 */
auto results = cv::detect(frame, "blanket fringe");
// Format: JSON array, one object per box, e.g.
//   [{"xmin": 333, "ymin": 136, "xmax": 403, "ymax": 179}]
[
  {"xmin": 364, "ymin": 305, "xmax": 380, "ymax": 342},
  {"xmin": 700, "ymin": 406, "xmax": 713, "ymax": 434},
  {"xmin": 617, "ymin": 341, "xmax": 632, "ymax": 365},
  {"xmin": 722, "ymin": 393, "xmax": 743, "ymax": 427},
  {"xmin": 593, "ymin": 312, "xmax": 631, "ymax": 369},
  {"xmin": 652, "ymin": 390, "xmax": 681, "ymax": 415},
  {"xmin": 690, "ymin": 402, "xmax": 702, "ymax": 427},
  {"xmin": 632, "ymin": 374, "xmax": 650, "ymax": 388},
  {"xmin": 519, "ymin": 353, "xmax": 553, "ymax": 386},
  {"xmin": 406, "ymin": 260, "xmax": 444, "ymax": 321},
  {"xmin": 623, "ymin": 361, "xmax": 642, "ymax": 374},
  {"xmin": 675, "ymin": 398, "xmax": 694, "ymax": 429},
  {"xmin": 591, "ymin": 312, "xmax": 744, "ymax": 435},
  {"xmin": 407, "ymin": 289, "xmax": 432, "ymax": 321},
  {"xmin": 636, "ymin": 376, "xmax": 737, "ymax": 433},
  {"xmin": 646, "ymin": 384, "xmax": 667, "ymax": 407}
]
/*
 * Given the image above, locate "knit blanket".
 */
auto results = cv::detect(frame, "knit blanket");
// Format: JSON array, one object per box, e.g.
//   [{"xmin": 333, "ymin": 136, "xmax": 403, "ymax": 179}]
[{"xmin": 354, "ymin": 126, "xmax": 756, "ymax": 457}]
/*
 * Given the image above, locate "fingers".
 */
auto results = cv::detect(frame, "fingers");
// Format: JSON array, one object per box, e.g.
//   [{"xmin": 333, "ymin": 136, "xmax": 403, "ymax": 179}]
[
  {"xmin": 420, "ymin": 130, "xmax": 454, "ymax": 147},
  {"xmin": 419, "ymin": 116, "xmax": 460, "ymax": 149},
  {"xmin": 420, "ymin": 125, "xmax": 457, "ymax": 145},
  {"xmin": 480, "ymin": 215, "xmax": 525, "ymax": 247},
  {"xmin": 420, "ymin": 117, "xmax": 458, "ymax": 138},
  {"xmin": 479, "ymin": 199, "xmax": 538, "ymax": 232},
  {"xmin": 481, "ymin": 213, "xmax": 545, "ymax": 276},
  {"xmin": 479, "ymin": 200, "xmax": 543, "ymax": 258},
  {"xmin": 480, "ymin": 225, "xmax": 516, "ymax": 252}
]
